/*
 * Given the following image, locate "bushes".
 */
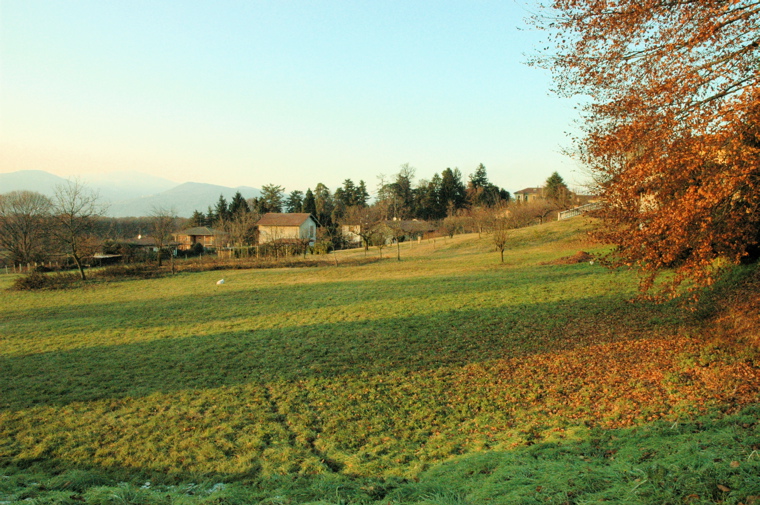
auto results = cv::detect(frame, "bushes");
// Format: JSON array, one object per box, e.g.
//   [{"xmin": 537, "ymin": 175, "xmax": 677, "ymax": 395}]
[
  {"xmin": 11, "ymin": 264, "xmax": 166, "ymax": 290},
  {"xmin": 11, "ymin": 271, "xmax": 78, "ymax": 290}
]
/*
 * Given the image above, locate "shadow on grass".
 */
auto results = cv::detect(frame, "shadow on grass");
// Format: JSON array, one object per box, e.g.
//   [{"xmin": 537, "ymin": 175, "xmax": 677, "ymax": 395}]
[{"xmin": 0, "ymin": 290, "xmax": 686, "ymax": 411}]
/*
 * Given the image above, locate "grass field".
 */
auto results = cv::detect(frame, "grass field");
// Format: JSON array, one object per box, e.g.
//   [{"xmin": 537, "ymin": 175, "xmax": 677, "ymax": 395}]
[{"xmin": 1, "ymin": 218, "xmax": 759, "ymax": 504}]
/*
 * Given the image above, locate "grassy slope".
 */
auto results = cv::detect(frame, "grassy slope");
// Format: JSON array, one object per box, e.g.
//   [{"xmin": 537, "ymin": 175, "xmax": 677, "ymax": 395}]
[{"xmin": 1, "ymin": 218, "xmax": 759, "ymax": 504}]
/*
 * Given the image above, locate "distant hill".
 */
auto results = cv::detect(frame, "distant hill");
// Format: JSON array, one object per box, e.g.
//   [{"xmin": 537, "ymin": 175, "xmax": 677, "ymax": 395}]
[
  {"xmin": 0, "ymin": 170, "xmax": 68, "ymax": 195},
  {"xmin": 0, "ymin": 170, "xmax": 262, "ymax": 218},
  {"xmin": 82, "ymin": 171, "xmax": 178, "ymax": 202},
  {"xmin": 108, "ymin": 182, "xmax": 262, "ymax": 217}
]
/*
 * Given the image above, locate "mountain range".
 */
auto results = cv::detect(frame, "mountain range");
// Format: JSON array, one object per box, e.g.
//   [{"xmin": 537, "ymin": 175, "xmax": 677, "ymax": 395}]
[{"xmin": 0, "ymin": 170, "xmax": 261, "ymax": 218}]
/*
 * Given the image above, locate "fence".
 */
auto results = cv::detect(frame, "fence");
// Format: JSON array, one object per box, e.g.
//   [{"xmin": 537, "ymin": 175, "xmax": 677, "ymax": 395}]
[
  {"xmin": 2, "ymin": 262, "xmax": 65, "ymax": 275},
  {"xmin": 558, "ymin": 202, "xmax": 602, "ymax": 220}
]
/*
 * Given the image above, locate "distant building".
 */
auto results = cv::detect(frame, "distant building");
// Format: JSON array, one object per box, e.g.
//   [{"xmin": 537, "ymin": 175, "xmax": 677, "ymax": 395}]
[
  {"xmin": 174, "ymin": 226, "xmax": 227, "ymax": 251},
  {"xmin": 256, "ymin": 213, "xmax": 318, "ymax": 245},
  {"xmin": 514, "ymin": 186, "xmax": 598, "ymax": 207},
  {"xmin": 513, "ymin": 187, "xmax": 545, "ymax": 203}
]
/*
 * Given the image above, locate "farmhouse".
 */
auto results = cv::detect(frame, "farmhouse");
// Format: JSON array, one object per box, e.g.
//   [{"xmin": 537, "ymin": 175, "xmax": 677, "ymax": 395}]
[
  {"xmin": 256, "ymin": 213, "xmax": 318, "ymax": 245},
  {"xmin": 174, "ymin": 226, "xmax": 227, "ymax": 251}
]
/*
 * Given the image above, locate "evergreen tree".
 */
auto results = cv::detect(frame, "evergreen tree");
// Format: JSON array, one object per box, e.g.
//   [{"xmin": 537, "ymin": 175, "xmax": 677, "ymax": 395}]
[
  {"xmin": 206, "ymin": 206, "xmax": 217, "ymax": 225},
  {"xmin": 214, "ymin": 195, "xmax": 230, "ymax": 223},
  {"xmin": 544, "ymin": 171, "xmax": 571, "ymax": 207},
  {"xmin": 469, "ymin": 163, "xmax": 489, "ymax": 188},
  {"xmin": 314, "ymin": 183, "xmax": 333, "ymax": 226},
  {"xmin": 229, "ymin": 191, "xmax": 249, "ymax": 216},
  {"xmin": 260, "ymin": 184, "xmax": 285, "ymax": 213},
  {"xmin": 285, "ymin": 190, "xmax": 304, "ymax": 213},
  {"xmin": 303, "ymin": 188, "xmax": 317, "ymax": 217},
  {"xmin": 424, "ymin": 173, "xmax": 445, "ymax": 219},
  {"xmin": 356, "ymin": 180, "xmax": 370, "ymax": 207},
  {"xmin": 339, "ymin": 179, "xmax": 357, "ymax": 207},
  {"xmin": 440, "ymin": 168, "xmax": 467, "ymax": 214},
  {"xmin": 189, "ymin": 210, "xmax": 207, "ymax": 227}
]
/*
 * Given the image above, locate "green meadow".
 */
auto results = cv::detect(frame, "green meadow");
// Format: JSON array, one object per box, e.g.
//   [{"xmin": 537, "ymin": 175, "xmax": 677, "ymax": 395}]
[{"xmin": 2, "ymin": 219, "xmax": 759, "ymax": 504}]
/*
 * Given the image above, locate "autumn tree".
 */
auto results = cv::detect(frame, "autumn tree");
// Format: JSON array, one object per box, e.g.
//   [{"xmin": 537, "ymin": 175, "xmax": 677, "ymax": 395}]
[
  {"xmin": 535, "ymin": 0, "xmax": 760, "ymax": 297},
  {"xmin": 0, "ymin": 191, "xmax": 52, "ymax": 265},
  {"xmin": 50, "ymin": 179, "xmax": 107, "ymax": 280}
]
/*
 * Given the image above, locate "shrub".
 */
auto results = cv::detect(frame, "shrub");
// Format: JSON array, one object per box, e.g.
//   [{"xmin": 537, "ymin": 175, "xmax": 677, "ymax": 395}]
[{"xmin": 11, "ymin": 271, "xmax": 77, "ymax": 290}]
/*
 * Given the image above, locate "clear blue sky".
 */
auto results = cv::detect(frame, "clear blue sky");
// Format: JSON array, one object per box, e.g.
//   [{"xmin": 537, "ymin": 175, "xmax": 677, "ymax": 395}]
[{"xmin": 0, "ymin": 0, "xmax": 582, "ymax": 195}]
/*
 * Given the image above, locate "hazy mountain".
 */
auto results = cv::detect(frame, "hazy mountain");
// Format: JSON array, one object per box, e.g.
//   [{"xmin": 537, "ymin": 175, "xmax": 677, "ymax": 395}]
[
  {"xmin": 82, "ymin": 171, "xmax": 178, "ymax": 201},
  {"xmin": 0, "ymin": 170, "xmax": 176, "ymax": 200},
  {"xmin": 0, "ymin": 170, "xmax": 262, "ymax": 218},
  {"xmin": 0, "ymin": 170, "xmax": 68, "ymax": 195},
  {"xmin": 107, "ymin": 182, "xmax": 262, "ymax": 217}
]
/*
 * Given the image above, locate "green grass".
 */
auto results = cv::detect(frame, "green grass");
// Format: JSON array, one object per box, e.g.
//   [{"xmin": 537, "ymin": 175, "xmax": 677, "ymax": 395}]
[{"xmin": 1, "ymin": 218, "xmax": 759, "ymax": 503}]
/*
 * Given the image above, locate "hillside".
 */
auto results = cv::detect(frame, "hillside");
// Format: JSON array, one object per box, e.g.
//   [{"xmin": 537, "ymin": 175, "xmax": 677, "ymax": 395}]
[{"xmin": 1, "ymin": 218, "xmax": 759, "ymax": 504}]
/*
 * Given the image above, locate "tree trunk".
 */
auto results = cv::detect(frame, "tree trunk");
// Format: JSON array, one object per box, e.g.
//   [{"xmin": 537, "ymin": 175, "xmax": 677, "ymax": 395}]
[{"xmin": 72, "ymin": 253, "xmax": 86, "ymax": 280}]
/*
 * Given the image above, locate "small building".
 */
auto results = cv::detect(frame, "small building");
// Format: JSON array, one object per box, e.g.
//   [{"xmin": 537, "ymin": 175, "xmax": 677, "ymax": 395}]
[
  {"xmin": 174, "ymin": 226, "xmax": 227, "ymax": 251},
  {"xmin": 513, "ymin": 187, "xmax": 545, "ymax": 203},
  {"xmin": 340, "ymin": 224, "xmax": 363, "ymax": 245},
  {"xmin": 256, "ymin": 213, "xmax": 318, "ymax": 245}
]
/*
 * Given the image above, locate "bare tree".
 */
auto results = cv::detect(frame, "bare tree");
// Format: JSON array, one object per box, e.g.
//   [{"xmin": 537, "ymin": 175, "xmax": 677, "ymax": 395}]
[
  {"xmin": 150, "ymin": 206, "xmax": 177, "ymax": 268},
  {"xmin": 388, "ymin": 219, "xmax": 406, "ymax": 261},
  {"xmin": 340, "ymin": 205, "xmax": 385, "ymax": 255},
  {"xmin": 490, "ymin": 203, "xmax": 534, "ymax": 263},
  {"xmin": 0, "ymin": 191, "xmax": 52, "ymax": 265},
  {"xmin": 50, "ymin": 179, "xmax": 107, "ymax": 280},
  {"xmin": 223, "ymin": 208, "xmax": 259, "ymax": 253}
]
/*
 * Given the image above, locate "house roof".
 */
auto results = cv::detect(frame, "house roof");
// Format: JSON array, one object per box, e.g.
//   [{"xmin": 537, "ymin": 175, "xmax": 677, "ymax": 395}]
[
  {"xmin": 119, "ymin": 237, "xmax": 181, "ymax": 247},
  {"xmin": 257, "ymin": 213, "xmax": 315, "ymax": 227},
  {"xmin": 177, "ymin": 226, "xmax": 218, "ymax": 236},
  {"xmin": 514, "ymin": 187, "xmax": 543, "ymax": 195},
  {"xmin": 381, "ymin": 219, "xmax": 436, "ymax": 233}
]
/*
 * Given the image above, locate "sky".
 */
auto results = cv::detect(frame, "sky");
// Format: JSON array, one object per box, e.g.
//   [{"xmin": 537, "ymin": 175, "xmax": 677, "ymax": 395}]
[{"xmin": 0, "ymin": 0, "xmax": 583, "ymax": 196}]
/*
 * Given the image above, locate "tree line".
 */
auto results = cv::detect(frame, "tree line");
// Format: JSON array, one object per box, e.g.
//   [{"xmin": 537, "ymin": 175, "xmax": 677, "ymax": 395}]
[
  {"xmin": 0, "ymin": 166, "xmax": 575, "ymax": 277},
  {"xmin": 186, "ymin": 163, "xmax": 518, "ymax": 231}
]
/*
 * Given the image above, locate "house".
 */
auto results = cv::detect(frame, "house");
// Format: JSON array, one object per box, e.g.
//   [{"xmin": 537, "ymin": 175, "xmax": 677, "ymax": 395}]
[
  {"xmin": 514, "ymin": 187, "xmax": 598, "ymax": 208},
  {"xmin": 256, "ymin": 213, "xmax": 318, "ymax": 245},
  {"xmin": 125, "ymin": 235, "xmax": 179, "ymax": 254},
  {"xmin": 340, "ymin": 224, "xmax": 363, "ymax": 245},
  {"xmin": 174, "ymin": 226, "xmax": 227, "ymax": 251},
  {"xmin": 377, "ymin": 219, "xmax": 436, "ymax": 244},
  {"xmin": 513, "ymin": 187, "xmax": 545, "ymax": 203}
]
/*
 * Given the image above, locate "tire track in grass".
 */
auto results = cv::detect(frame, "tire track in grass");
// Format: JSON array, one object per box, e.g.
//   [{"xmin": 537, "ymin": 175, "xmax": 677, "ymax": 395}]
[{"xmin": 262, "ymin": 381, "xmax": 344, "ymax": 474}]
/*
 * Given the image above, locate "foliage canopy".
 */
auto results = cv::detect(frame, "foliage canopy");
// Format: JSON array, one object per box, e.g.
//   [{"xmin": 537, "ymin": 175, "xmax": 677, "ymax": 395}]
[{"xmin": 535, "ymin": 0, "xmax": 760, "ymax": 297}]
